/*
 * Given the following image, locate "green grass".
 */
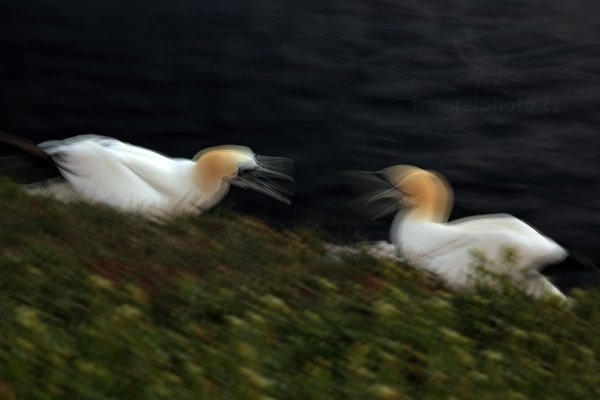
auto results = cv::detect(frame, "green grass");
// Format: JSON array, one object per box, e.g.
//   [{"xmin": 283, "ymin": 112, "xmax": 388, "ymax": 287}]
[{"xmin": 0, "ymin": 178, "xmax": 599, "ymax": 399}]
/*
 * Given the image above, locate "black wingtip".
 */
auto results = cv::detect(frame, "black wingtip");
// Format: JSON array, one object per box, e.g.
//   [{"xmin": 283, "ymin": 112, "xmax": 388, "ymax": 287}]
[{"xmin": 0, "ymin": 131, "xmax": 62, "ymax": 180}]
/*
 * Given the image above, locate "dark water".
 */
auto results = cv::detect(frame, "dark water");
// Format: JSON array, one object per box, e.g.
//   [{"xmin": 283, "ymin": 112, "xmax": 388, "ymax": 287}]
[{"xmin": 1, "ymin": 0, "xmax": 600, "ymax": 278}]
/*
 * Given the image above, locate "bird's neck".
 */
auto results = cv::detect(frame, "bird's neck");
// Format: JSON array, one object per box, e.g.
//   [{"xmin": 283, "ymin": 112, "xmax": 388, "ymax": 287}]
[
  {"xmin": 406, "ymin": 181, "xmax": 453, "ymax": 223},
  {"xmin": 192, "ymin": 166, "xmax": 225, "ymax": 197},
  {"xmin": 407, "ymin": 198, "xmax": 438, "ymax": 222}
]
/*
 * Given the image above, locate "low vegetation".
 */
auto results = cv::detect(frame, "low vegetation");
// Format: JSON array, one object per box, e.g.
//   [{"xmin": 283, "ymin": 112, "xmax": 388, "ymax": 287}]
[{"xmin": 0, "ymin": 179, "xmax": 598, "ymax": 399}]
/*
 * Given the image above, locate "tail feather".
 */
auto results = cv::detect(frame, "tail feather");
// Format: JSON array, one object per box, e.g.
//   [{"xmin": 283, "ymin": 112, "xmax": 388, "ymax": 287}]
[{"xmin": 0, "ymin": 132, "xmax": 61, "ymax": 181}]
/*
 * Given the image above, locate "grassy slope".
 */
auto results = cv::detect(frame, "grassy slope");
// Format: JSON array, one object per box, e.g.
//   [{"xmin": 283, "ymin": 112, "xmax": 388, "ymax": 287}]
[{"xmin": 0, "ymin": 179, "xmax": 599, "ymax": 400}]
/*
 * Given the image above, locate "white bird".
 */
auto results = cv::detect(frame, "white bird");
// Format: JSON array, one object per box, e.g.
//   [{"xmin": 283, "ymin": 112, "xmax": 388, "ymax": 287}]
[
  {"xmin": 359, "ymin": 165, "xmax": 568, "ymax": 300},
  {"xmin": 0, "ymin": 134, "xmax": 294, "ymax": 216}
]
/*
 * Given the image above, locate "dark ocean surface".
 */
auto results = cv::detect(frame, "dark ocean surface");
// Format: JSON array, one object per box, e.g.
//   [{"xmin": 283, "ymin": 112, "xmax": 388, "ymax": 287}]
[{"xmin": 1, "ymin": 0, "xmax": 600, "ymax": 285}]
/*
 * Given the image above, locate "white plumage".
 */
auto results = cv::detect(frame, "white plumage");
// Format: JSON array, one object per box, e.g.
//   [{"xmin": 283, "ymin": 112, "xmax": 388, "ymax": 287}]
[
  {"xmin": 367, "ymin": 165, "xmax": 567, "ymax": 300},
  {"xmin": 21, "ymin": 135, "xmax": 294, "ymax": 216}
]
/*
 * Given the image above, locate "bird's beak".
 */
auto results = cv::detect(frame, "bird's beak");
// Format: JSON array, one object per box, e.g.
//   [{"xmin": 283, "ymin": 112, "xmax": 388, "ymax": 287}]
[
  {"xmin": 364, "ymin": 186, "xmax": 415, "ymax": 220},
  {"xmin": 366, "ymin": 185, "xmax": 412, "ymax": 206},
  {"xmin": 346, "ymin": 170, "xmax": 415, "ymax": 220},
  {"xmin": 229, "ymin": 155, "xmax": 295, "ymax": 204}
]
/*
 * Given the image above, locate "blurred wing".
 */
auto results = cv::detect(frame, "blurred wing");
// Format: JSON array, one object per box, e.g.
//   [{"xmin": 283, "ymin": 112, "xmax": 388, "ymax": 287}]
[
  {"xmin": 448, "ymin": 214, "xmax": 568, "ymax": 269},
  {"xmin": 100, "ymin": 139, "xmax": 189, "ymax": 196},
  {"xmin": 399, "ymin": 218, "xmax": 566, "ymax": 295},
  {"xmin": 42, "ymin": 137, "xmax": 178, "ymax": 206},
  {"xmin": 450, "ymin": 214, "xmax": 551, "ymax": 241}
]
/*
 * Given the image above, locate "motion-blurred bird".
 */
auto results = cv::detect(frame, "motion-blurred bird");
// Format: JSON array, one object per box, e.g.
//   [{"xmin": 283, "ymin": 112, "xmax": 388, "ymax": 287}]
[
  {"xmin": 356, "ymin": 165, "xmax": 568, "ymax": 300},
  {"xmin": 0, "ymin": 133, "xmax": 294, "ymax": 216}
]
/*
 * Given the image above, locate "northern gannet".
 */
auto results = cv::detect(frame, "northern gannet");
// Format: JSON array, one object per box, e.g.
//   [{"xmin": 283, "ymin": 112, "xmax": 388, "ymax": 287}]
[
  {"xmin": 0, "ymin": 133, "xmax": 294, "ymax": 216},
  {"xmin": 358, "ymin": 165, "xmax": 568, "ymax": 300}
]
